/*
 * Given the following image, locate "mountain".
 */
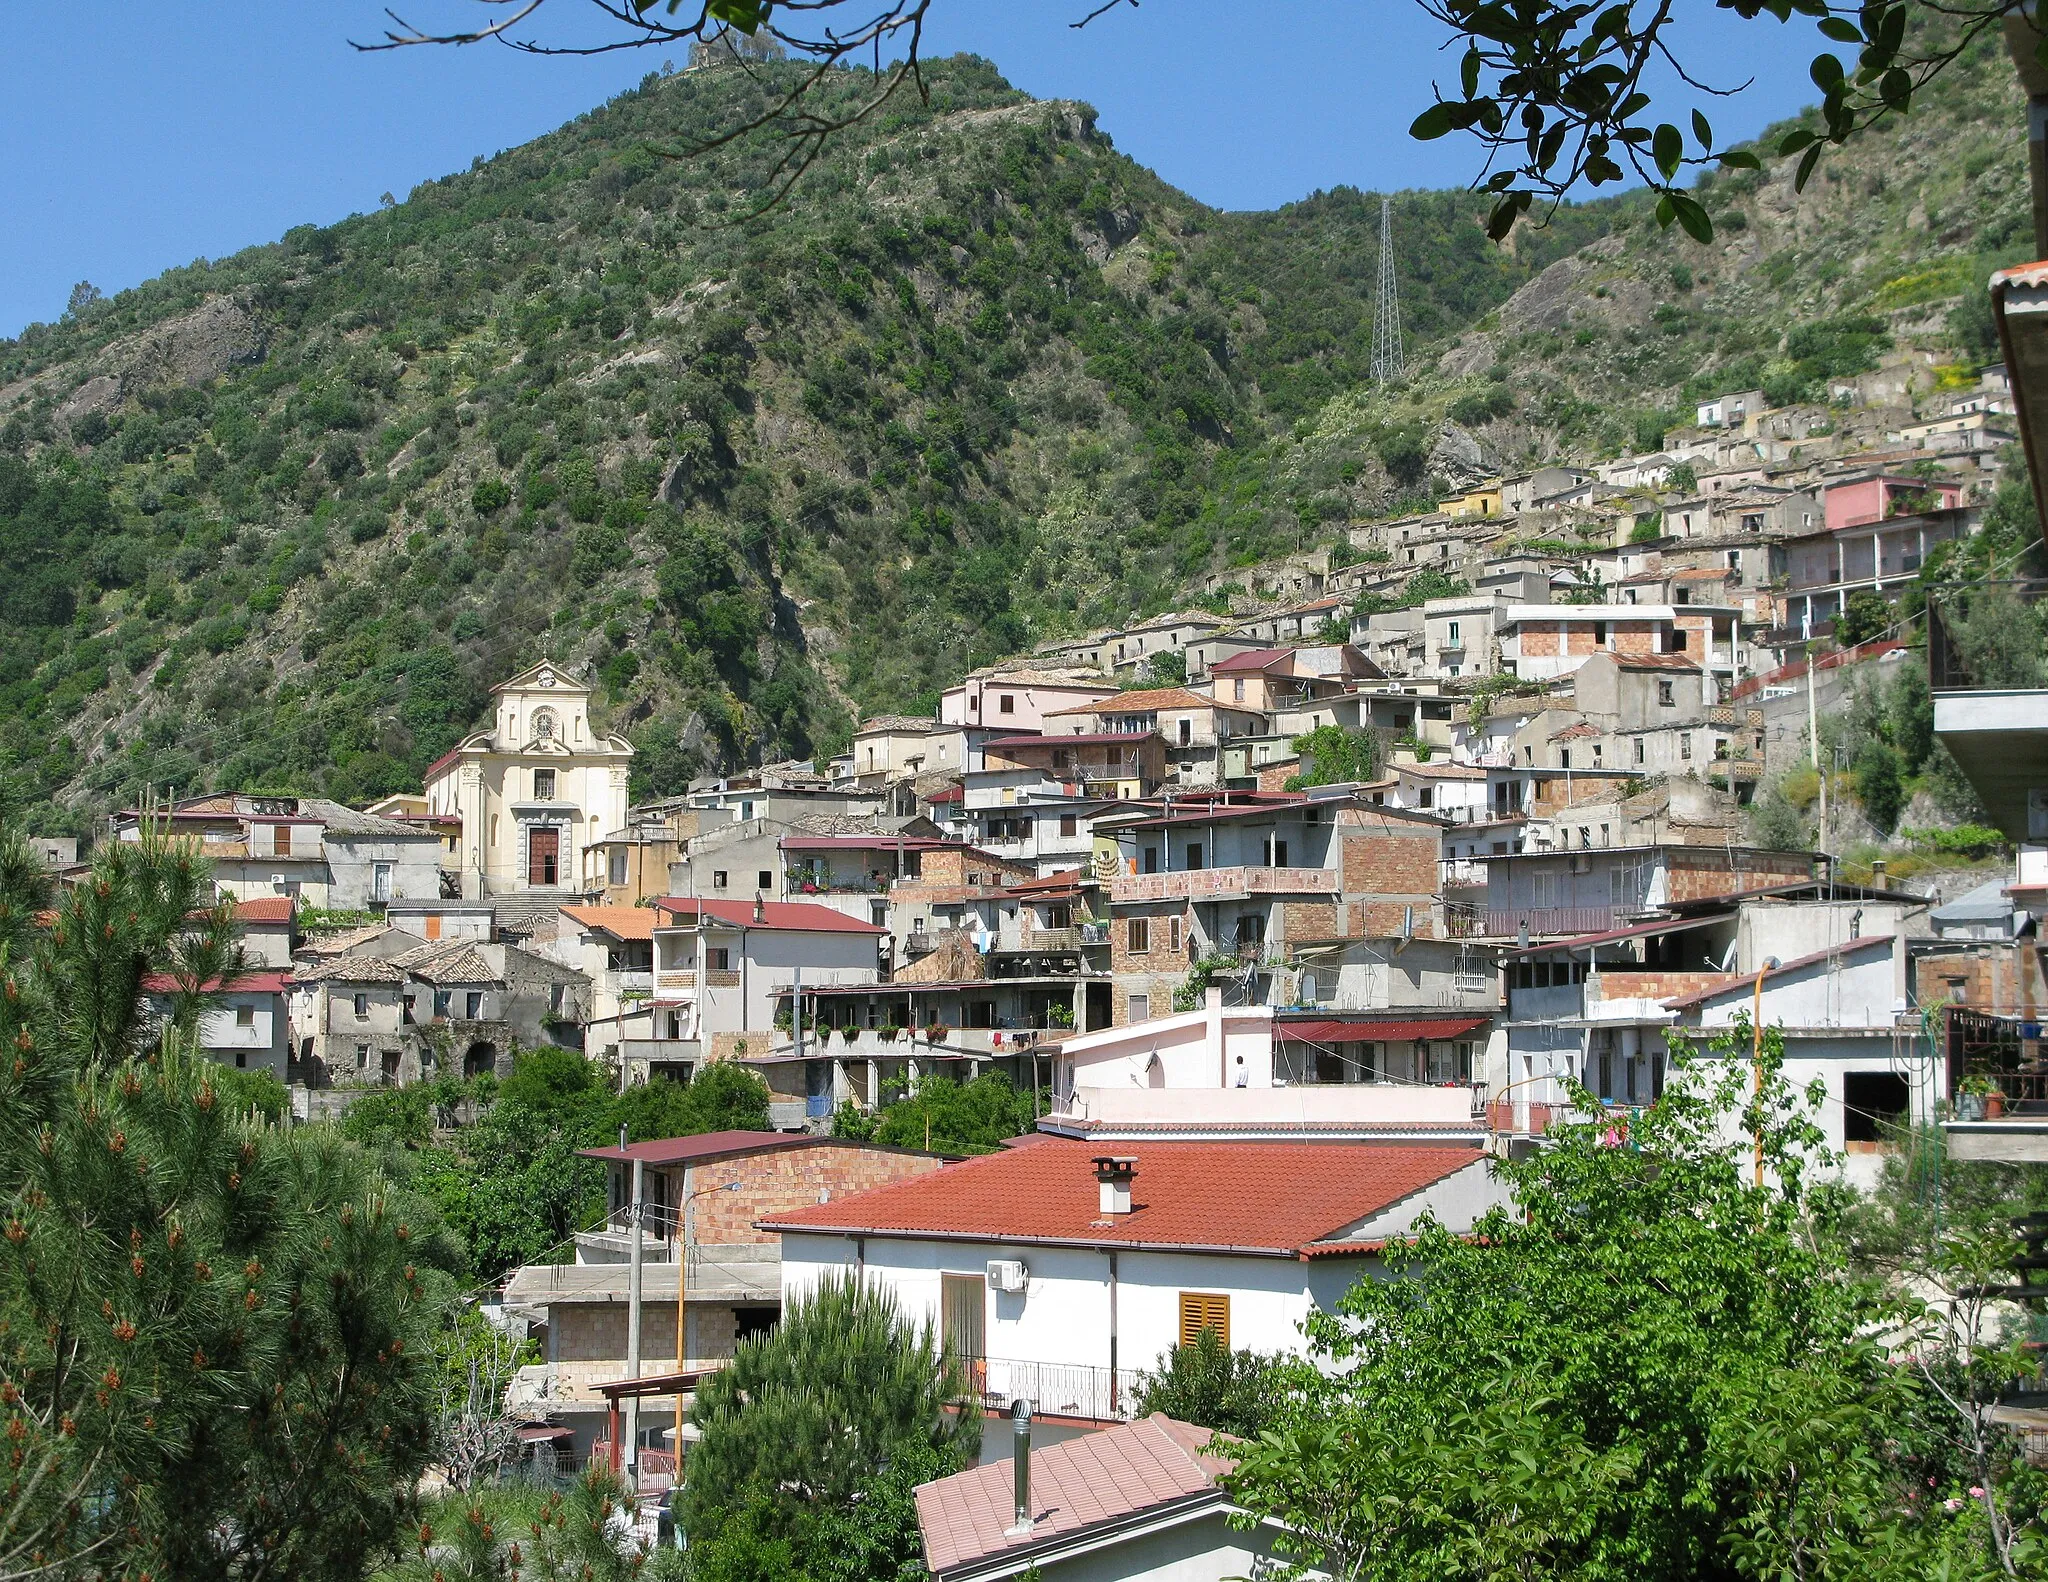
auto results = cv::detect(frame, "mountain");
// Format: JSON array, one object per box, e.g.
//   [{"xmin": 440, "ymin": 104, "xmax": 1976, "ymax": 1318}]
[{"xmin": 0, "ymin": 36, "xmax": 2027, "ymax": 831}]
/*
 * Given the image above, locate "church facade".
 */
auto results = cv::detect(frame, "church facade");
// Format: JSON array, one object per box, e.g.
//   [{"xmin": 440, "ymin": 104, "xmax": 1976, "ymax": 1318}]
[{"xmin": 423, "ymin": 662, "xmax": 634, "ymax": 901}]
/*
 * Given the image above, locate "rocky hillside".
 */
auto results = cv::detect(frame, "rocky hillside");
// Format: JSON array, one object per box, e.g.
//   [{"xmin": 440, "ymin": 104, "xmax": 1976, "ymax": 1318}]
[{"xmin": 0, "ymin": 34, "xmax": 2027, "ymax": 832}]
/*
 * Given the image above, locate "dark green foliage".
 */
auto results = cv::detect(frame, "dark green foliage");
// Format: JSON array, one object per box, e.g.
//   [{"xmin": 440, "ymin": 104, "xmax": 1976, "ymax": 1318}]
[
  {"xmin": 0, "ymin": 825, "xmax": 460, "ymax": 1580},
  {"xmin": 1285, "ymin": 724, "xmax": 1382, "ymax": 789},
  {"xmin": 1854, "ymin": 737, "xmax": 1906, "ymax": 836},
  {"xmin": 1833, "ymin": 588, "xmax": 1893, "ymax": 646},
  {"xmin": 840, "ymin": 1072, "xmax": 1038, "ymax": 1154},
  {"xmin": 683, "ymin": 1273, "xmax": 979, "ymax": 1562},
  {"xmin": 1133, "ymin": 1328, "xmax": 1290, "ymax": 1438}
]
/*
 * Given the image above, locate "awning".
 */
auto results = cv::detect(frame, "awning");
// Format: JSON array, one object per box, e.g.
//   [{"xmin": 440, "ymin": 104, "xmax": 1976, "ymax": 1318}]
[{"xmin": 1277, "ymin": 1016, "xmax": 1491, "ymax": 1044}]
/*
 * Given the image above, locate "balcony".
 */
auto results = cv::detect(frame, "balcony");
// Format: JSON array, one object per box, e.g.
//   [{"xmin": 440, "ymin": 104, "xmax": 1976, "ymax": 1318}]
[
  {"xmin": 1440, "ymin": 858, "xmax": 1489, "ymax": 889},
  {"xmin": 1943, "ymin": 1009, "xmax": 2048, "ymax": 1162},
  {"xmin": 611, "ymin": 969, "xmax": 654, "ymax": 996},
  {"xmin": 1486, "ymin": 906, "xmax": 1615, "ymax": 938},
  {"xmin": 1112, "ymin": 865, "xmax": 1339, "ymax": 903},
  {"xmin": 620, "ymin": 1038, "xmax": 701, "ymax": 1064},
  {"xmin": 964, "ymin": 1356, "xmax": 1141, "ymax": 1423}
]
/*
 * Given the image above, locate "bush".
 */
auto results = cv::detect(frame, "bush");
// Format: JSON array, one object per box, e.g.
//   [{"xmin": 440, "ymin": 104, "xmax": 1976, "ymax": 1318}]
[
  {"xmin": 1134, "ymin": 1327, "xmax": 1292, "ymax": 1438},
  {"xmin": 470, "ymin": 476, "xmax": 512, "ymax": 516}
]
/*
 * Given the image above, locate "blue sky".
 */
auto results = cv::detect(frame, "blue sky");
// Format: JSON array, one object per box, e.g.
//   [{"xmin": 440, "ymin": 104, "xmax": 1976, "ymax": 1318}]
[{"xmin": 1, "ymin": 1, "xmax": 1825, "ymax": 337}]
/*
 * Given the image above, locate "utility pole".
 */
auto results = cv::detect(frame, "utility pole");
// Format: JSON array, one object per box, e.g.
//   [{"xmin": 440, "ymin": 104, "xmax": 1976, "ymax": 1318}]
[
  {"xmin": 1806, "ymin": 642, "xmax": 1827, "ymax": 854},
  {"xmin": 1370, "ymin": 196, "xmax": 1404, "ymax": 387},
  {"xmin": 624, "ymin": 1148, "xmax": 645, "ymax": 1489}
]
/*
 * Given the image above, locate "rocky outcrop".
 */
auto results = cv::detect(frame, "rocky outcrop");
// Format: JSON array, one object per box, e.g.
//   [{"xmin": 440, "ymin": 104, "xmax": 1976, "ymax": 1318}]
[{"xmin": 20, "ymin": 296, "xmax": 268, "ymax": 429}]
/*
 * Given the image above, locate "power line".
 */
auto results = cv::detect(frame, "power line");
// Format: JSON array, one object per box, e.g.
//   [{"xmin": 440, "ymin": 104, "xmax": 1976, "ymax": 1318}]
[{"xmin": 1370, "ymin": 196, "xmax": 1404, "ymax": 388}]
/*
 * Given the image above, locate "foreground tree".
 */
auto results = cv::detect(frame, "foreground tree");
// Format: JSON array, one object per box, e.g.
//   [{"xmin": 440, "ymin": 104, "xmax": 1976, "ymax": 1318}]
[
  {"xmin": 682, "ymin": 1273, "xmax": 978, "ymax": 1575},
  {"xmin": 364, "ymin": 0, "xmax": 2045, "ymax": 239},
  {"xmin": 1227, "ymin": 1024, "xmax": 2040, "ymax": 1581},
  {"xmin": 0, "ymin": 825, "xmax": 460, "ymax": 1582}
]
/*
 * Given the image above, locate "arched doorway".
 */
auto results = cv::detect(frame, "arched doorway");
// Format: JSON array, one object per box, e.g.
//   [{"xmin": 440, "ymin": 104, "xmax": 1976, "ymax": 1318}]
[{"xmin": 464, "ymin": 1042, "xmax": 498, "ymax": 1079}]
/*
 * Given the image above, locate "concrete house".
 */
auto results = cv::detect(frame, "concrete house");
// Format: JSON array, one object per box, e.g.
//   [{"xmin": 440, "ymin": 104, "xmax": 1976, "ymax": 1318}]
[
  {"xmin": 145, "ymin": 969, "xmax": 292, "ymax": 1079},
  {"xmin": 1042, "ymin": 688, "xmax": 1267, "ymax": 789},
  {"xmin": 940, "ymin": 671, "xmax": 1122, "ymax": 733},
  {"xmin": 503, "ymin": 1131, "xmax": 949, "ymax": 1468}
]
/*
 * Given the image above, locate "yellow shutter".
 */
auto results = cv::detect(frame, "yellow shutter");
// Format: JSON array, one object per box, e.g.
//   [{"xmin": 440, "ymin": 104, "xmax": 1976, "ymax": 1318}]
[{"xmin": 1178, "ymin": 1292, "xmax": 1230, "ymax": 1349}]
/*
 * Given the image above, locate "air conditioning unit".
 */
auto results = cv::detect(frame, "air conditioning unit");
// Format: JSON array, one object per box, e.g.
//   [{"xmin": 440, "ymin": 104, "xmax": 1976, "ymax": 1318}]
[{"xmin": 986, "ymin": 1259, "xmax": 1028, "ymax": 1294}]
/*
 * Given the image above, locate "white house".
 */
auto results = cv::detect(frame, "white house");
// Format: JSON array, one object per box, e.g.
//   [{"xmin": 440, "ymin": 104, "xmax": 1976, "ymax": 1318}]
[
  {"xmin": 145, "ymin": 969, "xmax": 292, "ymax": 1079},
  {"xmin": 767, "ymin": 1136, "xmax": 1504, "ymax": 1418}
]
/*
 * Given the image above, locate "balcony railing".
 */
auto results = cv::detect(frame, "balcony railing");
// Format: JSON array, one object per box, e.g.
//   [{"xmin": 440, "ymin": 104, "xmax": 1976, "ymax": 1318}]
[
  {"xmin": 1440, "ymin": 858, "xmax": 1489, "ymax": 888},
  {"xmin": 962, "ymin": 1356, "xmax": 1141, "ymax": 1422},
  {"xmin": 1112, "ymin": 865, "xmax": 1339, "ymax": 903},
  {"xmin": 1486, "ymin": 906, "xmax": 1614, "ymax": 938}
]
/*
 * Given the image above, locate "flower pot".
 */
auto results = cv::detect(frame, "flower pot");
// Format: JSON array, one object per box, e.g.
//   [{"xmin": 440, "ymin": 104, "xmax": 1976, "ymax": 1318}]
[
  {"xmin": 1958, "ymin": 1093, "xmax": 1986, "ymax": 1122},
  {"xmin": 1985, "ymin": 1090, "xmax": 2007, "ymax": 1121}
]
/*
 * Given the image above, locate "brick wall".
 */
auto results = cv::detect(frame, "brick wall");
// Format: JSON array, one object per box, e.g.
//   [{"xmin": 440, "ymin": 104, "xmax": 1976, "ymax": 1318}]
[
  {"xmin": 1593, "ymin": 970, "xmax": 1737, "ymax": 1005},
  {"xmin": 685, "ymin": 1142, "xmax": 946, "ymax": 1245},
  {"xmin": 1282, "ymin": 901, "xmax": 1340, "ymax": 939},
  {"xmin": 558, "ymin": 1302, "xmax": 678, "ymax": 1367},
  {"xmin": 1914, "ymin": 946, "xmax": 2048, "ymax": 1018},
  {"xmin": 1663, "ymin": 849, "xmax": 1813, "ymax": 902},
  {"xmin": 1256, "ymin": 761, "xmax": 1302, "ymax": 793},
  {"xmin": 1336, "ymin": 821, "xmax": 1440, "ymax": 900},
  {"xmin": 1107, "ymin": 904, "xmax": 1194, "ymax": 1025}
]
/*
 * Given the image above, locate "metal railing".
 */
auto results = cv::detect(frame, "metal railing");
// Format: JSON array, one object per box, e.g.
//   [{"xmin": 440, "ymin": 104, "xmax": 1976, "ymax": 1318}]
[{"xmin": 964, "ymin": 1356, "xmax": 1142, "ymax": 1422}]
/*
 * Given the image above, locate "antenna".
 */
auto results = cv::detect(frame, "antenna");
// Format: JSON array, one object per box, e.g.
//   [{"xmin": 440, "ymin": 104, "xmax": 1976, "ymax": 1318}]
[{"xmin": 1371, "ymin": 196, "xmax": 1405, "ymax": 387}]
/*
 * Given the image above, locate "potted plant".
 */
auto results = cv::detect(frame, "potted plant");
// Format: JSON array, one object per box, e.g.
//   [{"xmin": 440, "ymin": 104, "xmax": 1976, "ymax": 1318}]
[
  {"xmin": 878, "ymin": 1023, "xmax": 900, "ymax": 1044},
  {"xmin": 838, "ymin": 1023, "xmax": 860, "ymax": 1045},
  {"xmin": 1957, "ymin": 1072, "xmax": 1996, "ymax": 1121},
  {"xmin": 924, "ymin": 1022, "xmax": 947, "ymax": 1045}
]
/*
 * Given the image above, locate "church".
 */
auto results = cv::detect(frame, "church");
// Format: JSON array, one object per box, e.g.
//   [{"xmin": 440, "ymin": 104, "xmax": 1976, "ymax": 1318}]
[{"xmin": 423, "ymin": 662, "xmax": 634, "ymax": 900}]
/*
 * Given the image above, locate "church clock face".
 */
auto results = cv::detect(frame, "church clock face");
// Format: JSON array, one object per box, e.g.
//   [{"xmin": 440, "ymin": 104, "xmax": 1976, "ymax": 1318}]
[{"xmin": 537, "ymin": 667, "xmax": 556, "ymax": 688}]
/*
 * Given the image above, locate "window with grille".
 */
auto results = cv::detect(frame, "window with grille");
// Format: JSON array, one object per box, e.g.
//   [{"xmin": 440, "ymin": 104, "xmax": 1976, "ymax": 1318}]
[{"xmin": 1178, "ymin": 1292, "xmax": 1230, "ymax": 1349}]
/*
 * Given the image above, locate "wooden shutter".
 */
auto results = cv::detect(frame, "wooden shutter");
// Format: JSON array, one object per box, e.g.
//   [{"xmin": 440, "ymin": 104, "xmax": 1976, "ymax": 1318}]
[{"xmin": 1178, "ymin": 1292, "xmax": 1230, "ymax": 1349}]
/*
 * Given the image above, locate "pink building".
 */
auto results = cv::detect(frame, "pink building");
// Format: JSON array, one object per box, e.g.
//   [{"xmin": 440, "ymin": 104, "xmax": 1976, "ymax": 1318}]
[{"xmin": 1822, "ymin": 473, "xmax": 1963, "ymax": 531}]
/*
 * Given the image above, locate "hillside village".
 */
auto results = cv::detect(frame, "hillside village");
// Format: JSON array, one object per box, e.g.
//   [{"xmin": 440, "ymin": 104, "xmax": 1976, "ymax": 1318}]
[{"xmin": 15, "ymin": 18, "xmax": 2048, "ymax": 1582}]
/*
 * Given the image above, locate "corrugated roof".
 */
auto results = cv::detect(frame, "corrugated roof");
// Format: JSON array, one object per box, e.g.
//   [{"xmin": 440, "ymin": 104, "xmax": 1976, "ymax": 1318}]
[
  {"xmin": 651, "ymin": 898, "xmax": 886, "ymax": 934},
  {"xmin": 917, "ymin": 1415, "xmax": 1229, "ymax": 1578},
  {"xmin": 761, "ymin": 1137, "xmax": 1480, "ymax": 1254},
  {"xmin": 560, "ymin": 904, "xmax": 656, "ymax": 941}
]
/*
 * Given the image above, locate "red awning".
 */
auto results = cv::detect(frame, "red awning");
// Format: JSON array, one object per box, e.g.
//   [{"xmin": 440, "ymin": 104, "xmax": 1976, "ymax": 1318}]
[{"xmin": 1277, "ymin": 1016, "xmax": 1490, "ymax": 1044}]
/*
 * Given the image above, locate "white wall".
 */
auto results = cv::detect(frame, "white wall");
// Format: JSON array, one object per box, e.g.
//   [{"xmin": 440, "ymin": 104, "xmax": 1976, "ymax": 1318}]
[
  {"xmin": 1058, "ymin": 1004, "xmax": 1276, "ymax": 1092},
  {"xmin": 782, "ymin": 1232, "xmax": 1370, "ymax": 1379}
]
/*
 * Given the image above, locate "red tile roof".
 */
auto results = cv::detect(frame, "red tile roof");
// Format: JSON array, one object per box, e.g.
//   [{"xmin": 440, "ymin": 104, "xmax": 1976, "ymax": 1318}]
[
  {"xmin": 1050, "ymin": 687, "xmax": 1215, "ymax": 715},
  {"xmin": 560, "ymin": 904, "xmax": 657, "ymax": 941},
  {"xmin": 760, "ymin": 1137, "xmax": 1481, "ymax": 1254},
  {"xmin": 988, "ymin": 733, "xmax": 1159, "ymax": 748},
  {"xmin": 234, "ymin": 896, "xmax": 296, "ymax": 924},
  {"xmin": 917, "ymin": 1415, "xmax": 1230, "ymax": 1578},
  {"xmin": 651, "ymin": 898, "xmax": 885, "ymax": 934}
]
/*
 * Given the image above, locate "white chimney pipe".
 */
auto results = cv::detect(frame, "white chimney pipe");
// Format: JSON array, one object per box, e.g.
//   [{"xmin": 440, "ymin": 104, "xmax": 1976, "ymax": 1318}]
[{"xmin": 1093, "ymin": 1155, "xmax": 1136, "ymax": 1216}]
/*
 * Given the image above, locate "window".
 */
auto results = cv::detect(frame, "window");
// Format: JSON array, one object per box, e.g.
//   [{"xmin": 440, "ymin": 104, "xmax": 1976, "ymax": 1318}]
[
  {"xmin": 434, "ymin": 989, "xmax": 451, "ymax": 1018},
  {"xmin": 1178, "ymin": 1292, "xmax": 1231, "ymax": 1348},
  {"xmin": 1262, "ymin": 837, "xmax": 1289, "ymax": 867},
  {"xmin": 1184, "ymin": 843, "xmax": 1204, "ymax": 870},
  {"xmin": 1600, "ymin": 824, "xmax": 1611, "ymax": 846},
  {"xmin": 1233, "ymin": 679, "xmax": 1246, "ymax": 703},
  {"xmin": 1558, "ymin": 750, "xmax": 1571, "ymax": 770},
  {"xmin": 610, "ymin": 849, "xmax": 628, "ymax": 886},
  {"xmin": 1178, "ymin": 718, "xmax": 1193, "ymax": 746},
  {"xmin": 999, "ymin": 694, "xmax": 1016, "ymax": 714},
  {"xmin": 713, "ymin": 870, "xmax": 729, "ymax": 890},
  {"xmin": 1656, "ymin": 679, "xmax": 1675, "ymax": 707},
  {"xmin": 757, "ymin": 870, "xmax": 773, "ymax": 892},
  {"xmin": 1128, "ymin": 917, "xmax": 1151, "ymax": 953},
  {"xmin": 275, "ymin": 824, "xmax": 296, "ymax": 858},
  {"xmin": 1045, "ymin": 903, "xmax": 1073, "ymax": 929},
  {"xmin": 1128, "ymin": 992, "xmax": 1150, "ymax": 1021},
  {"xmin": 1168, "ymin": 915, "xmax": 1184, "ymax": 953},
  {"xmin": 236, "ymin": 1004, "xmax": 255, "ymax": 1027},
  {"xmin": 356, "ymin": 1043, "xmax": 371, "ymax": 1067},
  {"xmin": 353, "ymin": 992, "xmax": 369, "ymax": 1020},
  {"xmin": 372, "ymin": 861, "xmax": 394, "ymax": 903},
  {"xmin": 1667, "ymin": 627, "xmax": 1688, "ymax": 652},
  {"xmin": 1680, "ymin": 733, "xmax": 1693, "ymax": 761},
  {"xmin": 1634, "ymin": 738, "xmax": 1646, "ymax": 766},
  {"xmin": 532, "ymin": 707, "xmax": 558, "ymax": 741},
  {"xmin": 1592, "ymin": 620, "xmax": 1608, "ymax": 647},
  {"xmin": 706, "ymin": 947, "xmax": 731, "ymax": 971},
  {"xmin": 1059, "ymin": 814, "xmax": 1078, "ymax": 837},
  {"xmin": 1447, "ymin": 620, "xmax": 1461, "ymax": 643},
  {"xmin": 465, "ymin": 991, "xmax": 483, "ymax": 1019},
  {"xmin": 1142, "ymin": 846, "xmax": 1160, "ymax": 875},
  {"xmin": 533, "ymin": 768, "xmax": 557, "ymax": 801}
]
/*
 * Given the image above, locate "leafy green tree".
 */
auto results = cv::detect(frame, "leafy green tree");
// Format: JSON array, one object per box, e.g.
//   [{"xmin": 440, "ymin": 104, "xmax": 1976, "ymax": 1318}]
[
  {"xmin": 1143, "ymin": 649, "xmax": 1187, "ymax": 686},
  {"xmin": 1834, "ymin": 587, "xmax": 1893, "ymax": 647},
  {"xmin": 1665, "ymin": 461, "xmax": 1699, "ymax": 495},
  {"xmin": 1855, "ymin": 737, "xmax": 1907, "ymax": 836},
  {"xmin": 1747, "ymin": 773, "xmax": 1812, "ymax": 853},
  {"xmin": 1133, "ymin": 1328, "xmax": 1291, "ymax": 1438},
  {"xmin": 1227, "ymin": 1024, "xmax": 1997, "ymax": 1581},
  {"xmin": 1285, "ymin": 725, "xmax": 1381, "ymax": 790},
  {"xmin": 683, "ymin": 1273, "xmax": 979, "ymax": 1558},
  {"xmin": 861, "ymin": 1072, "xmax": 1037, "ymax": 1154}
]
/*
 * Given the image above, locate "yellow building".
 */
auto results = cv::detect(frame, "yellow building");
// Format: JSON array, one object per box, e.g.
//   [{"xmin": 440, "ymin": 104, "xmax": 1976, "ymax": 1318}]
[
  {"xmin": 424, "ymin": 662, "xmax": 634, "ymax": 900},
  {"xmin": 1441, "ymin": 482, "xmax": 1504, "ymax": 519}
]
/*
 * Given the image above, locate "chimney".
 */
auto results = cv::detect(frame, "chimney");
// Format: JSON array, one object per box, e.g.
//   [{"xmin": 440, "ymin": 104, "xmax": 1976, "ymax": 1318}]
[
  {"xmin": 1004, "ymin": 1397, "xmax": 1034, "ymax": 1536},
  {"xmin": 1093, "ymin": 1155, "xmax": 1137, "ymax": 1216},
  {"xmin": 1870, "ymin": 858, "xmax": 1887, "ymax": 886}
]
